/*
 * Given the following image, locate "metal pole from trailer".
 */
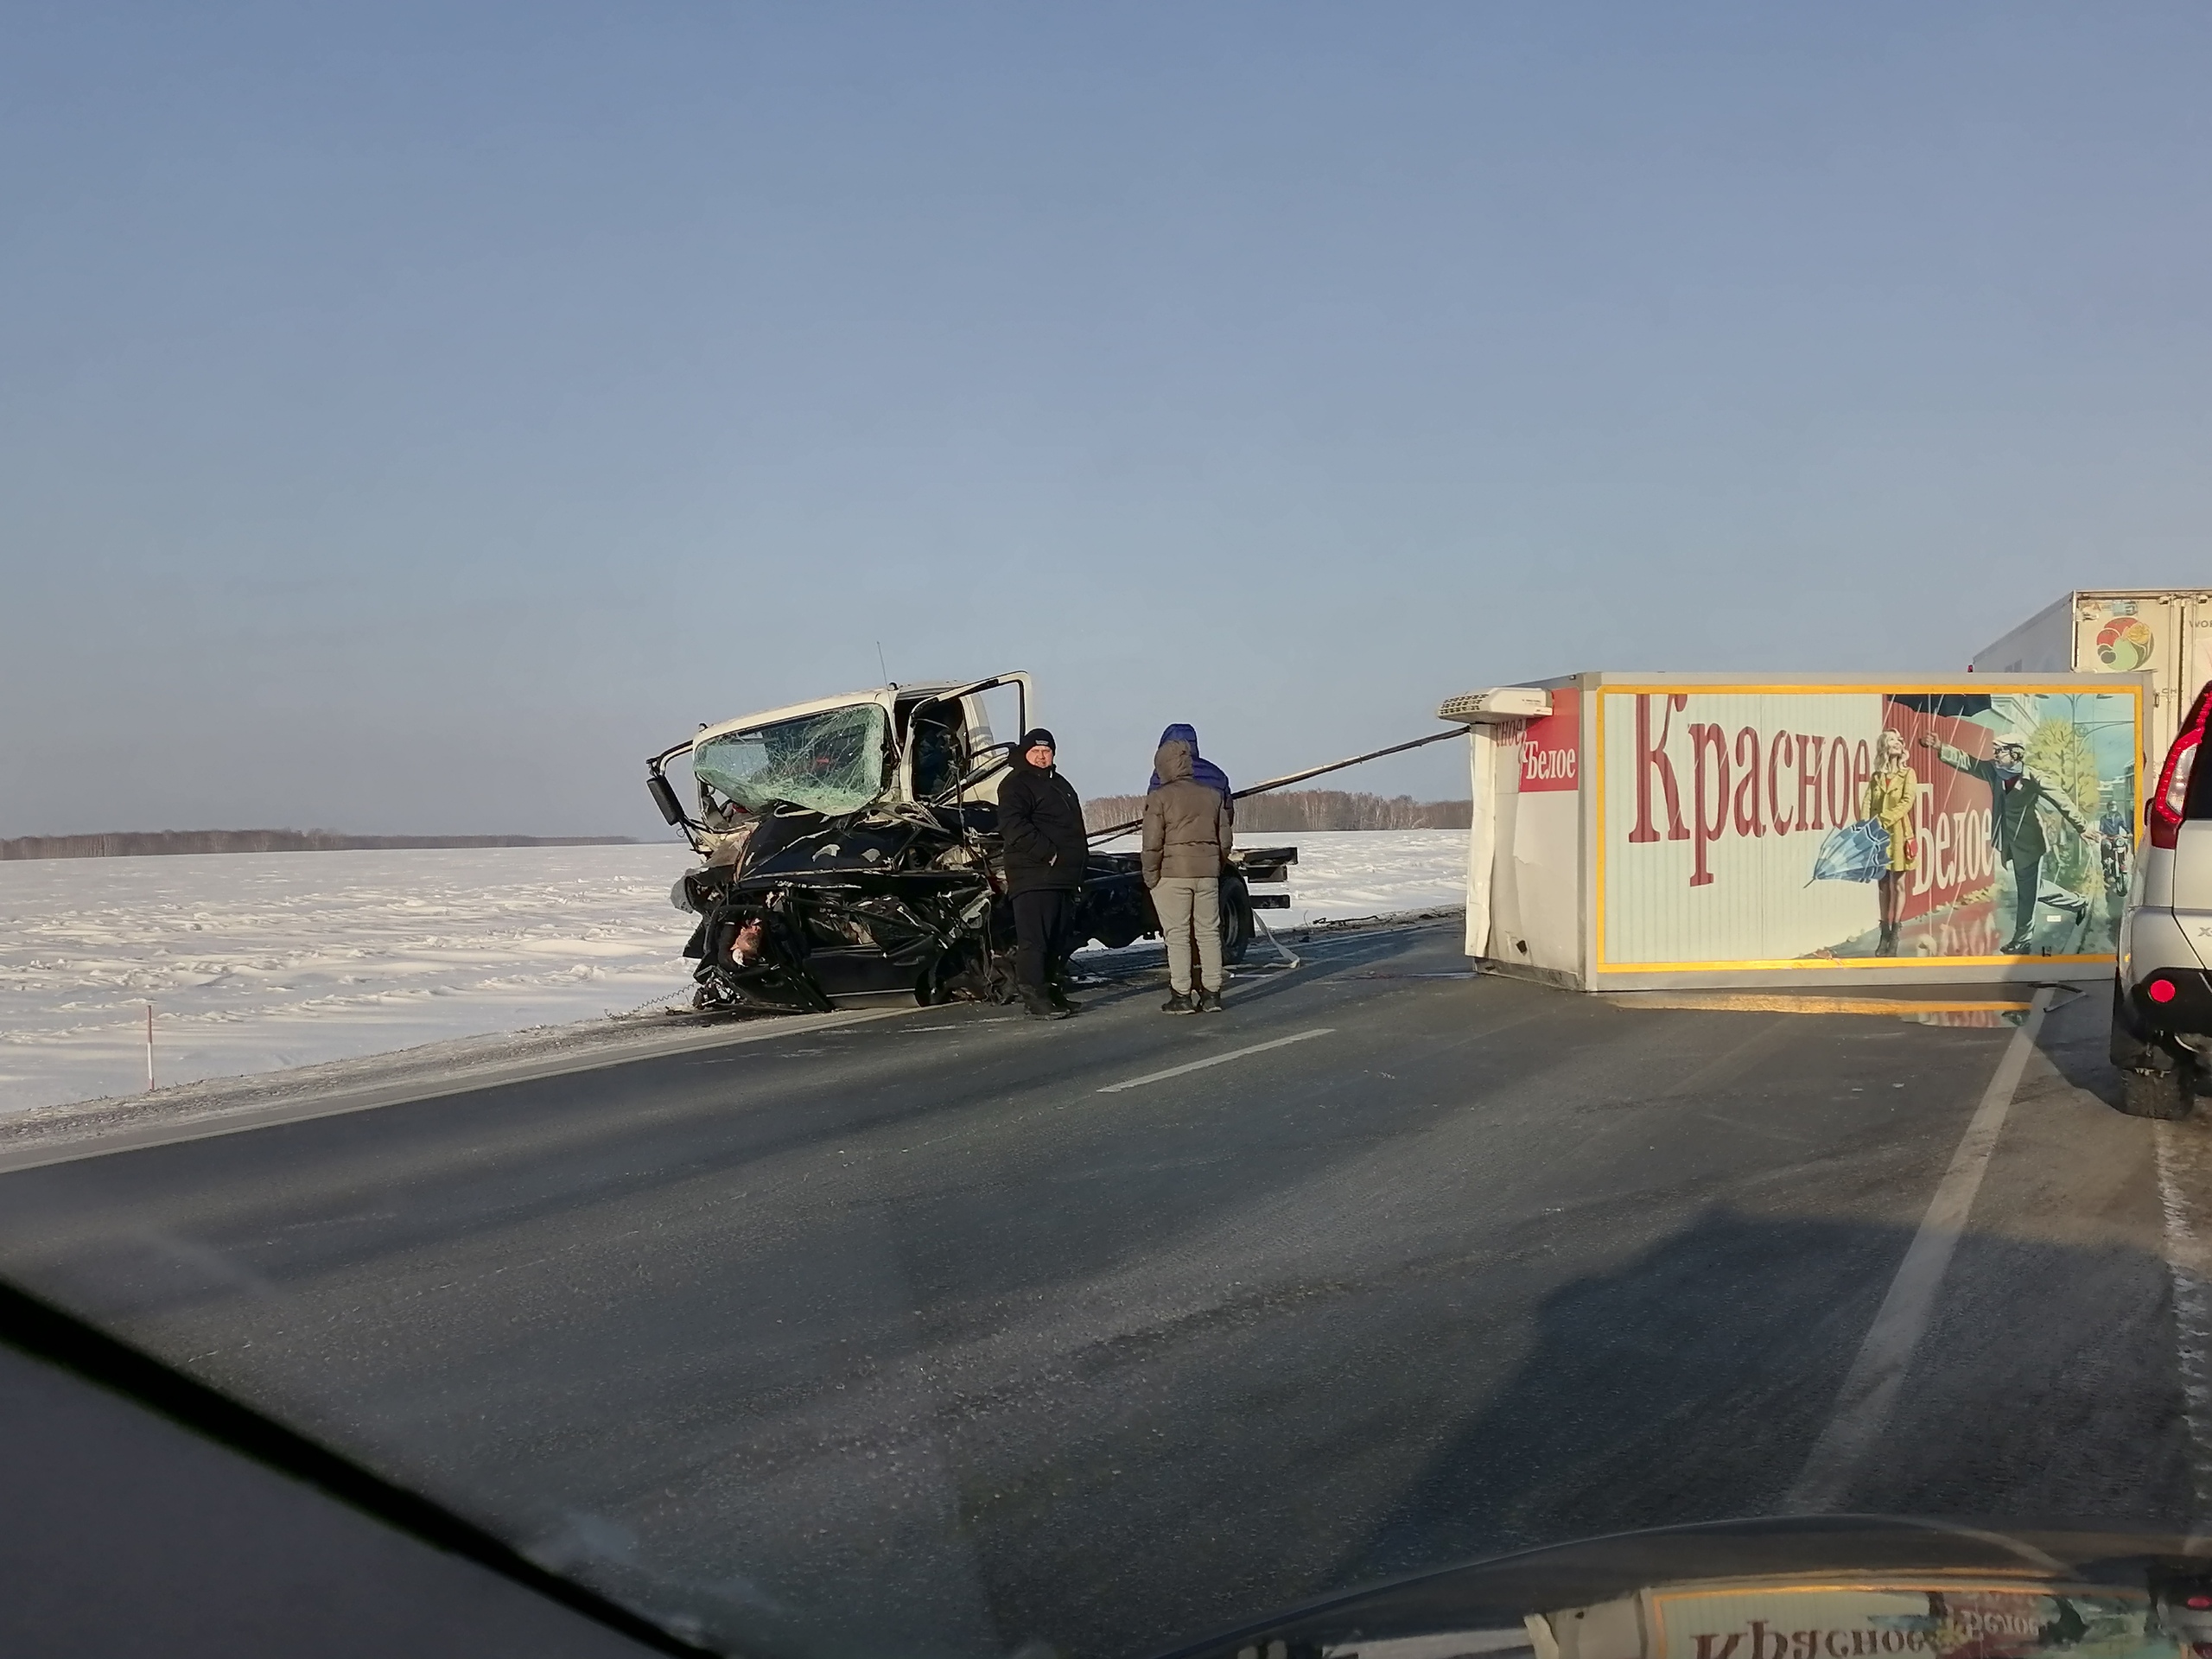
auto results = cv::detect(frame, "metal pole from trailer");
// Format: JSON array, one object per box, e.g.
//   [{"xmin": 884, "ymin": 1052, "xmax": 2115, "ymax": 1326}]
[{"xmin": 1085, "ymin": 727, "xmax": 1469, "ymax": 842}]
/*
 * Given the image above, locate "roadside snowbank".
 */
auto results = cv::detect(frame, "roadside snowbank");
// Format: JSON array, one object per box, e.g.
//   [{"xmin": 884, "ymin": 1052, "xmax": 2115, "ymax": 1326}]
[{"xmin": 0, "ymin": 831, "xmax": 1468, "ymax": 1115}]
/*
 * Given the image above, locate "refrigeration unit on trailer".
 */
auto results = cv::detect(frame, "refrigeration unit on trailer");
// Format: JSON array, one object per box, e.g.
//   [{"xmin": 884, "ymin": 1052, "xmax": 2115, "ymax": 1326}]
[
  {"xmin": 1974, "ymin": 589, "xmax": 2212, "ymax": 780},
  {"xmin": 1442, "ymin": 671, "xmax": 2149, "ymax": 992}
]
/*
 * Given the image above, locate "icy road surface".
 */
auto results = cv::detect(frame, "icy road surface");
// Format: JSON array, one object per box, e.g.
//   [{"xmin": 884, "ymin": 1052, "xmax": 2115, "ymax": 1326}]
[{"xmin": 0, "ymin": 830, "xmax": 1467, "ymax": 1116}]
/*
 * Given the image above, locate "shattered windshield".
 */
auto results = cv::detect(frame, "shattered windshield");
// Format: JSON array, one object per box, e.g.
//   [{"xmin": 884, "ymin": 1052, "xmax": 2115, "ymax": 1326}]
[{"xmin": 692, "ymin": 702, "xmax": 890, "ymax": 817}]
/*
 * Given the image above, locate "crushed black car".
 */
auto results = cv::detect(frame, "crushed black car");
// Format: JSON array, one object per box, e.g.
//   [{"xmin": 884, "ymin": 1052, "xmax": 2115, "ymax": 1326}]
[{"xmin": 645, "ymin": 673, "xmax": 1293, "ymax": 1013}]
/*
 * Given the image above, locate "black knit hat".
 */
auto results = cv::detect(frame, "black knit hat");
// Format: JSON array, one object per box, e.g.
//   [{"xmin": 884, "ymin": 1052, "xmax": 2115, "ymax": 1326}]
[{"xmin": 1020, "ymin": 728, "xmax": 1057, "ymax": 752}]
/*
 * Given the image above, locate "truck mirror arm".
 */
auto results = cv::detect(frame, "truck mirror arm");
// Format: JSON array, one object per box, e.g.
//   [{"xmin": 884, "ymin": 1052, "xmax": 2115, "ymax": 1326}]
[{"xmin": 645, "ymin": 746, "xmax": 707, "ymax": 849}]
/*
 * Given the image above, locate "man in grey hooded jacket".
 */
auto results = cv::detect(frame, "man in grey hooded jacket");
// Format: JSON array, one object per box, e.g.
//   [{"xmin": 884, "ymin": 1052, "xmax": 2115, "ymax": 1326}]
[{"xmin": 1142, "ymin": 739, "xmax": 1233, "ymax": 1014}]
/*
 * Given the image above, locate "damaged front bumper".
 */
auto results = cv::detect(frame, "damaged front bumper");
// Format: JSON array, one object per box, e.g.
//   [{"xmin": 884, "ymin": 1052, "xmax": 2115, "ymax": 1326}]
[
  {"xmin": 673, "ymin": 804, "xmax": 1165, "ymax": 1013},
  {"xmin": 671, "ymin": 805, "xmax": 1288, "ymax": 1014}
]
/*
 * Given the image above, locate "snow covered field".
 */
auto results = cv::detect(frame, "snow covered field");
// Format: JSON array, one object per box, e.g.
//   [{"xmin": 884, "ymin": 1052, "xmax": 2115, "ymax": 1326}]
[
  {"xmin": 1241, "ymin": 829, "xmax": 1467, "ymax": 931},
  {"xmin": 0, "ymin": 830, "xmax": 1466, "ymax": 1116}
]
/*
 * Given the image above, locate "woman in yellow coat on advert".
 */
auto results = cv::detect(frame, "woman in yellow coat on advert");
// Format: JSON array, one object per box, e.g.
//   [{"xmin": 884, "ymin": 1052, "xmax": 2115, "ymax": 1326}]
[{"xmin": 1866, "ymin": 728, "xmax": 1918, "ymax": 956}]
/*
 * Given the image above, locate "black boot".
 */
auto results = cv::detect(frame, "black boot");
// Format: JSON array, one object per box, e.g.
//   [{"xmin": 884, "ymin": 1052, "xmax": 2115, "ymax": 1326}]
[
  {"xmin": 1021, "ymin": 986, "xmax": 1070, "ymax": 1020},
  {"xmin": 1161, "ymin": 990, "xmax": 1196, "ymax": 1015},
  {"xmin": 1198, "ymin": 988, "xmax": 1225, "ymax": 1013}
]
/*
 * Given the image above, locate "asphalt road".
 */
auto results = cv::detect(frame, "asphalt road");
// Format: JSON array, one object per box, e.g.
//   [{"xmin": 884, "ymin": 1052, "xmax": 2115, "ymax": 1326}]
[{"xmin": 0, "ymin": 925, "xmax": 2196, "ymax": 1659}]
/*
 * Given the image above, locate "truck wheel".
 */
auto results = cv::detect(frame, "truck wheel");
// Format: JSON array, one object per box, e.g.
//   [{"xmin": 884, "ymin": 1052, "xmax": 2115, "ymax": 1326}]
[
  {"xmin": 2120, "ymin": 1065, "xmax": 2194, "ymax": 1121},
  {"xmin": 1218, "ymin": 879, "xmax": 1252, "ymax": 967}
]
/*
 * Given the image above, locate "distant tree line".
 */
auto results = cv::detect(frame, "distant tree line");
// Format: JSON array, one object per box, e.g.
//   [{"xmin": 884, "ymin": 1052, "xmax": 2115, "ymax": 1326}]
[
  {"xmin": 0, "ymin": 830, "xmax": 639, "ymax": 861},
  {"xmin": 1083, "ymin": 790, "xmax": 1472, "ymax": 834}
]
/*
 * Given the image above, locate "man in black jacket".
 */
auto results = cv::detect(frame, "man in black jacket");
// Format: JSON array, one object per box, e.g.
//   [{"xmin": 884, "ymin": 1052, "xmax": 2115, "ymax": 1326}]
[{"xmin": 997, "ymin": 728, "xmax": 1086, "ymax": 1019}]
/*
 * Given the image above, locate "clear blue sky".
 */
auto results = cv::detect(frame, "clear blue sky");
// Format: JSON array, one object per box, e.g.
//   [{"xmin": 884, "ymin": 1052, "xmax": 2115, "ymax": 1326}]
[{"xmin": 5, "ymin": 3, "xmax": 2209, "ymax": 836}]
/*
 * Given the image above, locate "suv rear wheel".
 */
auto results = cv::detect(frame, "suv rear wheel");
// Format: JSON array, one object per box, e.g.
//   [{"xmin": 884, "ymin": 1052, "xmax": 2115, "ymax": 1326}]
[
  {"xmin": 2112, "ymin": 974, "xmax": 2197, "ymax": 1119},
  {"xmin": 2121, "ymin": 1065, "xmax": 2193, "ymax": 1121}
]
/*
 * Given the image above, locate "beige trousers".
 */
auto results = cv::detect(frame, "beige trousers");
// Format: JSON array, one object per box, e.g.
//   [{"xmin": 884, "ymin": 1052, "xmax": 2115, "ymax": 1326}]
[{"xmin": 1153, "ymin": 876, "xmax": 1223, "ymax": 995}]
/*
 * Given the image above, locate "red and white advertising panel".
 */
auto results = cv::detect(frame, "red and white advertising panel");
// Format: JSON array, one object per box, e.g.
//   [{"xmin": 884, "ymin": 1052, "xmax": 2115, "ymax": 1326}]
[
  {"xmin": 1592, "ymin": 683, "xmax": 2141, "ymax": 971},
  {"xmin": 1518, "ymin": 688, "xmax": 1580, "ymax": 794}
]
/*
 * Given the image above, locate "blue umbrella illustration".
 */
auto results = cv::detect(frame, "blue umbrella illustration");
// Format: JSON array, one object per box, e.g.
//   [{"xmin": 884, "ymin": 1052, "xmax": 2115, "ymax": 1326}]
[{"xmin": 1808, "ymin": 820, "xmax": 1891, "ymax": 885}]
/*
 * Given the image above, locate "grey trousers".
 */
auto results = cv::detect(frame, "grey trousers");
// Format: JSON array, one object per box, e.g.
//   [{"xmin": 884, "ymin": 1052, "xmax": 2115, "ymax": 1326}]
[{"xmin": 1153, "ymin": 876, "xmax": 1223, "ymax": 995}]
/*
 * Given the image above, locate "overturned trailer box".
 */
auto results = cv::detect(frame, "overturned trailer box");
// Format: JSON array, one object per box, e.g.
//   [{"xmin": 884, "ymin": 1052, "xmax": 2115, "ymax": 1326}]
[{"xmin": 1444, "ymin": 671, "xmax": 2150, "ymax": 991}]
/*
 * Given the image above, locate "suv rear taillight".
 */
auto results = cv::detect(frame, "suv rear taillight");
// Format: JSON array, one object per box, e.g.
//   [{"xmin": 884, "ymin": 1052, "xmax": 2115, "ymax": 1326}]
[{"xmin": 2151, "ymin": 685, "xmax": 2212, "ymax": 849}]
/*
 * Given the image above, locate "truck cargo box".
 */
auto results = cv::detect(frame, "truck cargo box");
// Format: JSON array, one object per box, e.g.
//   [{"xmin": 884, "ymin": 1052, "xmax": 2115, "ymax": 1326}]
[
  {"xmin": 1449, "ymin": 671, "xmax": 2148, "ymax": 990},
  {"xmin": 1974, "ymin": 589, "xmax": 2212, "ymax": 776}
]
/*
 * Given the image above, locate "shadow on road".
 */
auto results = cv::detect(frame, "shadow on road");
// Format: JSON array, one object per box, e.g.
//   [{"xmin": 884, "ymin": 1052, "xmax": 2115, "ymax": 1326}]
[
  {"xmin": 2040, "ymin": 983, "xmax": 2126, "ymax": 1109},
  {"xmin": 1316, "ymin": 1211, "xmax": 2187, "ymax": 1599},
  {"xmin": 0, "ymin": 963, "xmax": 2190, "ymax": 1659},
  {"xmin": 958, "ymin": 1185, "xmax": 2191, "ymax": 1659}
]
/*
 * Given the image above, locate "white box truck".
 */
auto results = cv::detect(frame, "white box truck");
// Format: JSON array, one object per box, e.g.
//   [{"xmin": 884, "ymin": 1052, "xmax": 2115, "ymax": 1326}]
[{"xmin": 1974, "ymin": 589, "xmax": 2212, "ymax": 778}]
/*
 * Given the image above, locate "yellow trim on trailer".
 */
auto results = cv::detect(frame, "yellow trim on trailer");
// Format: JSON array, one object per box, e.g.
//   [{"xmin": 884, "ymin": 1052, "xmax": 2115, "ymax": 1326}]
[
  {"xmin": 1604, "ymin": 992, "xmax": 2035, "ymax": 1016},
  {"xmin": 1601, "ymin": 953, "xmax": 2109, "ymax": 973}
]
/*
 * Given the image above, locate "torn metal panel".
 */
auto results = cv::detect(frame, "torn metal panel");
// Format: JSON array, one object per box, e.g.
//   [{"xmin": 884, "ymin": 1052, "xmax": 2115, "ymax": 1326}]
[{"xmin": 674, "ymin": 801, "xmax": 1192, "ymax": 1013}]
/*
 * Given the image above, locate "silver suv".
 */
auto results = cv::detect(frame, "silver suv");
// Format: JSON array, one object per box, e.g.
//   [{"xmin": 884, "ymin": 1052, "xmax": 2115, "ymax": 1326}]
[{"xmin": 2113, "ymin": 683, "xmax": 2212, "ymax": 1117}]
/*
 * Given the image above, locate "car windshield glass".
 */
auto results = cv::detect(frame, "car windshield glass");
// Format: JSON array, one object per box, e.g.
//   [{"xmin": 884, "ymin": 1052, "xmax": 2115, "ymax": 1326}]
[{"xmin": 692, "ymin": 703, "xmax": 889, "ymax": 817}]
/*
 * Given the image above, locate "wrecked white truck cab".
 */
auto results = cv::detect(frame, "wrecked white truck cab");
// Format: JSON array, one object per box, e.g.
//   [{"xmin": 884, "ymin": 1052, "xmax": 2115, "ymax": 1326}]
[
  {"xmin": 646, "ymin": 673, "xmax": 1285, "ymax": 1013},
  {"xmin": 650, "ymin": 674, "xmax": 1036, "ymax": 870}
]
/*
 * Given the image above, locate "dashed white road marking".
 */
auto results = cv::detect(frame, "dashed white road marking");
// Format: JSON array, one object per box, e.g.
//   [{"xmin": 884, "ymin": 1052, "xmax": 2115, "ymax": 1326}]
[
  {"xmin": 1783, "ymin": 985, "xmax": 2054, "ymax": 1512},
  {"xmin": 2156, "ymin": 1121, "xmax": 2212, "ymax": 1530},
  {"xmin": 1096, "ymin": 1029, "xmax": 1335, "ymax": 1095}
]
